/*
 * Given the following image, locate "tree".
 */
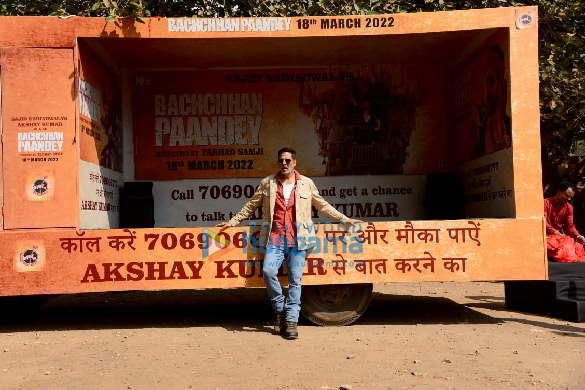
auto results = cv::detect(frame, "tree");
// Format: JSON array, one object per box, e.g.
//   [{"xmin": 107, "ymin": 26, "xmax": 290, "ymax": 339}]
[
  {"xmin": 1, "ymin": 0, "xmax": 583, "ymax": 170},
  {"xmin": 538, "ymin": 0, "xmax": 585, "ymax": 163}
]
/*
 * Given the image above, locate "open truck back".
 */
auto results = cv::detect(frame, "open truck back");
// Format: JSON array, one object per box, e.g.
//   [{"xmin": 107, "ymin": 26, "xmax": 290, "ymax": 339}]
[{"xmin": 0, "ymin": 7, "xmax": 544, "ymax": 324}]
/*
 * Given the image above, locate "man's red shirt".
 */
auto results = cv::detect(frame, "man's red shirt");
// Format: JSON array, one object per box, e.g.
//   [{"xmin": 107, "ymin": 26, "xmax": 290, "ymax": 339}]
[
  {"xmin": 544, "ymin": 196, "xmax": 580, "ymax": 238},
  {"xmin": 270, "ymin": 170, "xmax": 301, "ymax": 247}
]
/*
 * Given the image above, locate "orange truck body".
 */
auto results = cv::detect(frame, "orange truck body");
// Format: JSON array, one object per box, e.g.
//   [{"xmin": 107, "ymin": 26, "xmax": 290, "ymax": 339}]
[{"xmin": 0, "ymin": 7, "xmax": 545, "ymax": 296}]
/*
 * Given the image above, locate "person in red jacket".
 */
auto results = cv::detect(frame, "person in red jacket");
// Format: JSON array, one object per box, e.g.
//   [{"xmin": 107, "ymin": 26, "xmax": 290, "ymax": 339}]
[{"xmin": 545, "ymin": 182, "xmax": 585, "ymax": 261}]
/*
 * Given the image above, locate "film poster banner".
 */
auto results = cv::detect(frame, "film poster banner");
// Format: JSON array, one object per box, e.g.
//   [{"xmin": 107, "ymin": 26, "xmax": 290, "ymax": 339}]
[
  {"xmin": 78, "ymin": 41, "xmax": 123, "ymax": 229},
  {"xmin": 1, "ymin": 48, "xmax": 78, "ymax": 229},
  {"xmin": 152, "ymin": 175, "xmax": 426, "ymax": 227},
  {"xmin": 78, "ymin": 41, "xmax": 123, "ymax": 172},
  {"xmin": 132, "ymin": 65, "xmax": 447, "ymax": 180},
  {"xmin": 449, "ymin": 30, "xmax": 514, "ymax": 218},
  {"xmin": 0, "ymin": 219, "xmax": 546, "ymax": 296},
  {"xmin": 79, "ymin": 161, "xmax": 123, "ymax": 229},
  {"xmin": 449, "ymin": 30, "xmax": 511, "ymax": 166}
]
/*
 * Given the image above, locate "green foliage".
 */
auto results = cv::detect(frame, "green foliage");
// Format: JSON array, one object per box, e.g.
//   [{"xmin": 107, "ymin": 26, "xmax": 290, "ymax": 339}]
[
  {"xmin": 1, "ymin": 0, "xmax": 583, "ymax": 166},
  {"xmin": 0, "ymin": 0, "xmax": 150, "ymax": 20},
  {"xmin": 538, "ymin": 0, "xmax": 585, "ymax": 162}
]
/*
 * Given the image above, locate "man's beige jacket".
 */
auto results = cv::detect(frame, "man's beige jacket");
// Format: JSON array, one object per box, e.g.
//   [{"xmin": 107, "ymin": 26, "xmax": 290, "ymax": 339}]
[{"xmin": 228, "ymin": 173, "xmax": 350, "ymax": 251}]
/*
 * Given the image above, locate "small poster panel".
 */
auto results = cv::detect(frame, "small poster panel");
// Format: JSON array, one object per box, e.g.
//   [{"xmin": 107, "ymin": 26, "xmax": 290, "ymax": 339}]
[
  {"xmin": 152, "ymin": 175, "xmax": 427, "ymax": 227},
  {"xmin": 79, "ymin": 161, "xmax": 123, "ymax": 229}
]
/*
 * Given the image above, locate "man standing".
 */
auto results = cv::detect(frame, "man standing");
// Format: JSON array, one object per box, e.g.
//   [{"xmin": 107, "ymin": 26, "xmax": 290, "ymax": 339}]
[
  {"xmin": 216, "ymin": 147, "xmax": 362, "ymax": 339},
  {"xmin": 545, "ymin": 182, "xmax": 585, "ymax": 261}
]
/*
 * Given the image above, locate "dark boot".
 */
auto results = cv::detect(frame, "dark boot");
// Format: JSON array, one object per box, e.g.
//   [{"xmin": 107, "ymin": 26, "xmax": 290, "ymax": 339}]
[
  {"xmin": 274, "ymin": 312, "xmax": 285, "ymax": 335},
  {"xmin": 284, "ymin": 321, "xmax": 298, "ymax": 340}
]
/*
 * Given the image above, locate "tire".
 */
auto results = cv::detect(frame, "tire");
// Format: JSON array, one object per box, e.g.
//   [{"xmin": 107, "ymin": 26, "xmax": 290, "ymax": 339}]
[{"xmin": 300, "ymin": 283, "xmax": 373, "ymax": 326}]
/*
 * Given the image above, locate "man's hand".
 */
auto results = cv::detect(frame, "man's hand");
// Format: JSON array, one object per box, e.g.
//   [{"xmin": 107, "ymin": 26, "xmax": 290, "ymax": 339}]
[
  {"xmin": 576, "ymin": 235, "xmax": 585, "ymax": 244},
  {"xmin": 553, "ymin": 230, "xmax": 564, "ymax": 237},
  {"xmin": 347, "ymin": 219, "xmax": 364, "ymax": 226},
  {"xmin": 215, "ymin": 222, "xmax": 232, "ymax": 231}
]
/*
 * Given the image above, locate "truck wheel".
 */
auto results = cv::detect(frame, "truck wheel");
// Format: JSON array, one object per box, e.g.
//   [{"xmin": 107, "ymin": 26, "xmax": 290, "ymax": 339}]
[{"xmin": 300, "ymin": 283, "xmax": 373, "ymax": 326}]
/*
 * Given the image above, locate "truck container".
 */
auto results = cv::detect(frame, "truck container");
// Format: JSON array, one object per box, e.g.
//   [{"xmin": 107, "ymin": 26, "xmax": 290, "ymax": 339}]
[{"xmin": 0, "ymin": 6, "xmax": 543, "ymax": 324}]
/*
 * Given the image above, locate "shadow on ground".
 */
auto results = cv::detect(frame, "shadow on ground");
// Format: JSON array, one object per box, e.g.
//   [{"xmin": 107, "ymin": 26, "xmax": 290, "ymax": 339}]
[
  {"xmin": 360, "ymin": 291, "xmax": 500, "ymax": 326},
  {"xmin": 0, "ymin": 288, "xmax": 506, "ymax": 334}
]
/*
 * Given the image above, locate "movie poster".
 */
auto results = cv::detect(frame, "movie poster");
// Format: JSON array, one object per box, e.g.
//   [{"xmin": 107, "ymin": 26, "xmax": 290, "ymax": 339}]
[
  {"xmin": 78, "ymin": 41, "xmax": 124, "ymax": 229},
  {"xmin": 0, "ymin": 48, "xmax": 77, "ymax": 229},
  {"xmin": 449, "ymin": 30, "xmax": 515, "ymax": 218},
  {"xmin": 78, "ymin": 41, "xmax": 123, "ymax": 172},
  {"xmin": 450, "ymin": 30, "xmax": 512, "ymax": 165},
  {"xmin": 132, "ymin": 65, "xmax": 447, "ymax": 180}
]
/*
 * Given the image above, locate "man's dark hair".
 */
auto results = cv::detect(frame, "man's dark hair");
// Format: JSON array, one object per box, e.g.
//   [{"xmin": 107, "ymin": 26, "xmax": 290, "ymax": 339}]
[
  {"xmin": 557, "ymin": 182, "xmax": 575, "ymax": 192},
  {"xmin": 277, "ymin": 147, "xmax": 296, "ymax": 160}
]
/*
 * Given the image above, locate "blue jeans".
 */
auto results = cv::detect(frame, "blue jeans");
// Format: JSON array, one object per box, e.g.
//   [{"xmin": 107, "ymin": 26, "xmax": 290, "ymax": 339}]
[{"xmin": 263, "ymin": 242, "xmax": 307, "ymax": 322}]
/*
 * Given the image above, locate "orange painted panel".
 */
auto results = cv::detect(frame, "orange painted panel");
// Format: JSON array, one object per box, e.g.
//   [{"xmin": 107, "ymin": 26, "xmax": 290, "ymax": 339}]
[
  {"xmin": 0, "ymin": 8, "xmax": 525, "ymax": 43},
  {"xmin": 509, "ymin": 8, "xmax": 542, "ymax": 218},
  {"xmin": 0, "ymin": 219, "xmax": 546, "ymax": 296},
  {"xmin": 1, "ymin": 48, "xmax": 78, "ymax": 229},
  {"xmin": 0, "ymin": 77, "xmax": 2, "ymax": 230},
  {"xmin": 0, "ymin": 17, "xmax": 76, "ymax": 48}
]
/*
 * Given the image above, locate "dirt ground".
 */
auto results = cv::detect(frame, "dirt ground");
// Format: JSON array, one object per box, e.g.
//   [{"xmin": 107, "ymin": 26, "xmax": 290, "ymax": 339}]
[{"xmin": 0, "ymin": 282, "xmax": 583, "ymax": 390}]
